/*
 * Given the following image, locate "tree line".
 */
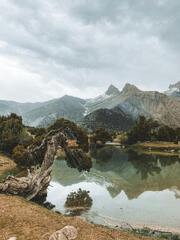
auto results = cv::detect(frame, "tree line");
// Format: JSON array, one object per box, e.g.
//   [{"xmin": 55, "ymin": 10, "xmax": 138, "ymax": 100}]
[{"xmin": 127, "ymin": 116, "xmax": 180, "ymax": 144}]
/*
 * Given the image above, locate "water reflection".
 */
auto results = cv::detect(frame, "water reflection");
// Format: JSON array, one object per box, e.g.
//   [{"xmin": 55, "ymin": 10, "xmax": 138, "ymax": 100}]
[
  {"xmin": 47, "ymin": 147, "xmax": 180, "ymax": 230},
  {"xmin": 128, "ymin": 150, "xmax": 180, "ymax": 180},
  {"xmin": 90, "ymin": 147, "xmax": 180, "ymax": 199}
]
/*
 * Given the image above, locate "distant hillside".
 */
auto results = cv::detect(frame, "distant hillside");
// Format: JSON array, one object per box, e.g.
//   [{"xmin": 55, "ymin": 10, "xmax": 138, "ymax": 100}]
[
  {"xmin": 0, "ymin": 100, "xmax": 43, "ymax": 116},
  {"xmin": 23, "ymin": 95, "xmax": 86, "ymax": 127},
  {"xmin": 82, "ymin": 107, "xmax": 134, "ymax": 132}
]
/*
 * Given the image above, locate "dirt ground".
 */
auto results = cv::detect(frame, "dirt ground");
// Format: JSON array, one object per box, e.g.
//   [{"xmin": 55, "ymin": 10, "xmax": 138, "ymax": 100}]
[{"xmin": 0, "ymin": 195, "xmax": 154, "ymax": 240}]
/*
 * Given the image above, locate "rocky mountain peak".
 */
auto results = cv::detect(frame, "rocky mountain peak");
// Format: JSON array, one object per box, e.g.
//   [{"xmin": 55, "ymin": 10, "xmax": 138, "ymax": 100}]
[
  {"xmin": 122, "ymin": 83, "xmax": 140, "ymax": 94},
  {"xmin": 105, "ymin": 84, "xmax": 120, "ymax": 96},
  {"xmin": 169, "ymin": 81, "xmax": 180, "ymax": 90},
  {"xmin": 165, "ymin": 81, "xmax": 180, "ymax": 97}
]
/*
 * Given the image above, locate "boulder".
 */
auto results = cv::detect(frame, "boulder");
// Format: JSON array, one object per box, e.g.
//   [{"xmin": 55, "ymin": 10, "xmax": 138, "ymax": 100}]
[{"xmin": 49, "ymin": 226, "xmax": 78, "ymax": 240}]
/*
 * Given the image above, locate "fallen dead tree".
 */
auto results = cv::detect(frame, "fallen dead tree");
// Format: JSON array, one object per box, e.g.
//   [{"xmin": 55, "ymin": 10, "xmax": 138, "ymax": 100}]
[{"xmin": 0, "ymin": 130, "xmax": 92, "ymax": 200}]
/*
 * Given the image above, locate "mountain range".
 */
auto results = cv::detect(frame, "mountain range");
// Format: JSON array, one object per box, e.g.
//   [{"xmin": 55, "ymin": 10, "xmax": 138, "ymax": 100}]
[{"xmin": 0, "ymin": 81, "xmax": 180, "ymax": 130}]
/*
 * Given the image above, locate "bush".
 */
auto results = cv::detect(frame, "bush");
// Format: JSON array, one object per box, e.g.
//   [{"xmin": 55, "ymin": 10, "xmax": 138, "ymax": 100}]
[
  {"xmin": 27, "ymin": 127, "xmax": 47, "ymax": 137},
  {"xmin": 12, "ymin": 145, "xmax": 29, "ymax": 167},
  {"xmin": 65, "ymin": 188, "xmax": 93, "ymax": 209},
  {"xmin": 91, "ymin": 128, "xmax": 112, "ymax": 144},
  {"xmin": 19, "ymin": 129, "xmax": 34, "ymax": 147},
  {"xmin": 0, "ymin": 113, "xmax": 23, "ymax": 153},
  {"xmin": 156, "ymin": 126, "xmax": 180, "ymax": 142},
  {"xmin": 127, "ymin": 116, "xmax": 159, "ymax": 144}
]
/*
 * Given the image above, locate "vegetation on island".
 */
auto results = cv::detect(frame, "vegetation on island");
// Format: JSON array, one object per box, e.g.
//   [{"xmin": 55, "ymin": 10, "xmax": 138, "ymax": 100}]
[{"xmin": 65, "ymin": 188, "xmax": 93, "ymax": 209}]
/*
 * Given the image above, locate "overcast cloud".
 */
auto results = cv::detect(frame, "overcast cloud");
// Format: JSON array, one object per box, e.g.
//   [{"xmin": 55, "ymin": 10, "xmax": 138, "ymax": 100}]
[{"xmin": 0, "ymin": 0, "xmax": 179, "ymax": 102}]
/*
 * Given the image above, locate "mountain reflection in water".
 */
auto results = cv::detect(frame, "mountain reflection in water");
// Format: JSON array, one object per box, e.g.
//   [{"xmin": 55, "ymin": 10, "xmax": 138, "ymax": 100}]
[{"xmin": 47, "ymin": 147, "xmax": 180, "ymax": 230}]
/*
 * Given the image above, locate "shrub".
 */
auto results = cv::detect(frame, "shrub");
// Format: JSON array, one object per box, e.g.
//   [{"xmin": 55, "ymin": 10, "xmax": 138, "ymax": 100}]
[
  {"xmin": 12, "ymin": 145, "xmax": 29, "ymax": 166},
  {"xmin": 0, "ymin": 113, "xmax": 23, "ymax": 153},
  {"xmin": 127, "ymin": 116, "xmax": 159, "ymax": 144},
  {"xmin": 65, "ymin": 188, "xmax": 93, "ymax": 209},
  {"xmin": 91, "ymin": 128, "xmax": 112, "ymax": 144}
]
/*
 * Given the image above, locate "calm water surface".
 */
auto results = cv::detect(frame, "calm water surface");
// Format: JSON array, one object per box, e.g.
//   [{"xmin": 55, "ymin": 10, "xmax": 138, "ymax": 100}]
[{"xmin": 47, "ymin": 147, "xmax": 180, "ymax": 231}]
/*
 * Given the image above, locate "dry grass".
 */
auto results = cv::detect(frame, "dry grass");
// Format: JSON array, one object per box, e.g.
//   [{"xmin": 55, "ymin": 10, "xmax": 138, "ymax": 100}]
[{"xmin": 0, "ymin": 195, "xmax": 153, "ymax": 240}]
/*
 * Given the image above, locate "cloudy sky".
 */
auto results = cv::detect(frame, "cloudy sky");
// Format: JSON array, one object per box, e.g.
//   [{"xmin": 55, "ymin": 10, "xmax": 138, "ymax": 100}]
[{"xmin": 0, "ymin": 0, "xmax": 179, "ymax": 102}]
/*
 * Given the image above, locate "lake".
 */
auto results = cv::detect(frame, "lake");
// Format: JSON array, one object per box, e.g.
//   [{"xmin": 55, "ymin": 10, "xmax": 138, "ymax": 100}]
[{"xmin": 47, "ymin": 147, "xmax": 180, "ymax": 232}]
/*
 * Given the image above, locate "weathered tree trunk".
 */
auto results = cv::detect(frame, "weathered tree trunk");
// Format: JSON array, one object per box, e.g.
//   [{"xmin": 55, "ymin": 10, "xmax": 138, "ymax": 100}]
[{"xmin": 0, "ymin": 131, "xmax": 91, "ymax": 200}]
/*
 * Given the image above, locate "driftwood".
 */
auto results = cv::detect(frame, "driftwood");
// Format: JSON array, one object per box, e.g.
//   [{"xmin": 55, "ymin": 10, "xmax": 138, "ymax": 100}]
[{"xmin": 0, "ymin": 130, "xmax": 92, "ymax": 200}]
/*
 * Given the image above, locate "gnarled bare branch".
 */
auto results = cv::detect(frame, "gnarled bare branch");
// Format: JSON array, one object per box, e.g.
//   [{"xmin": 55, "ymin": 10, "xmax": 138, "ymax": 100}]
[{"xmin": 0, "ymin": 130, "xmax": 91, "ymax": 200}]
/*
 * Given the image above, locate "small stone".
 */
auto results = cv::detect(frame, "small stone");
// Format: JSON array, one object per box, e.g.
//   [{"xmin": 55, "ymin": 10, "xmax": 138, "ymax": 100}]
[
  {"xmin": 49, "ymin": 226, "xmax": 78, "ymax": 240},
  {"xmin": 8, "ymin": 237, "xmax": 17, "ymax": 240},
  {"xmin": 43, "ymin": 201, "xmax": 55, "ymax": 210},
  {"xmin": 49, "ymin": 231, "xmax": 68, "ymax": 240},
  {"xmin": 61, "ymin": 226, "xmax": 78, "ymax": 240}
]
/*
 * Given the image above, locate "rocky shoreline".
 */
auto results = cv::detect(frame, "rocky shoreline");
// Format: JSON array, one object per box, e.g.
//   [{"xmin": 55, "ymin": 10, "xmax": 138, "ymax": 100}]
[
  {"xmin": 86, "ymin": 217, "xmax": 180, "ymax": 240},
  {"xmin": 42, "ymin": 199, "xmax": 180, "ymax": 240}
]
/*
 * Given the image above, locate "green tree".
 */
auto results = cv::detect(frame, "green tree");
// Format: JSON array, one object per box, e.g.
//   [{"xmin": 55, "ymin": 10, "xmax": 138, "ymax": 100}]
[
  {"xmin": 92, "ymin": 128, "xmax": 112, "ymax": 144},
  {"xmin": 48, "ymin": 118, "xmax": 89, "ymax": 152},
  {"xmin": 27, "ymin": 126, "xmax": 47, "ymax": 137},
  {"xmin": 157, "ymin": 126, "xmax": 179, "ymax": 142},
  {"xmin": 127, "ymin": 116, "xmax": 159, "ymax": 144},
  {"xmin": 12, "ymin": 145, "xmax": 29, "ymax": 166},
  {"xmin": 0, "ymin": 113, "xmax": 23, "ymax": 153}
]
